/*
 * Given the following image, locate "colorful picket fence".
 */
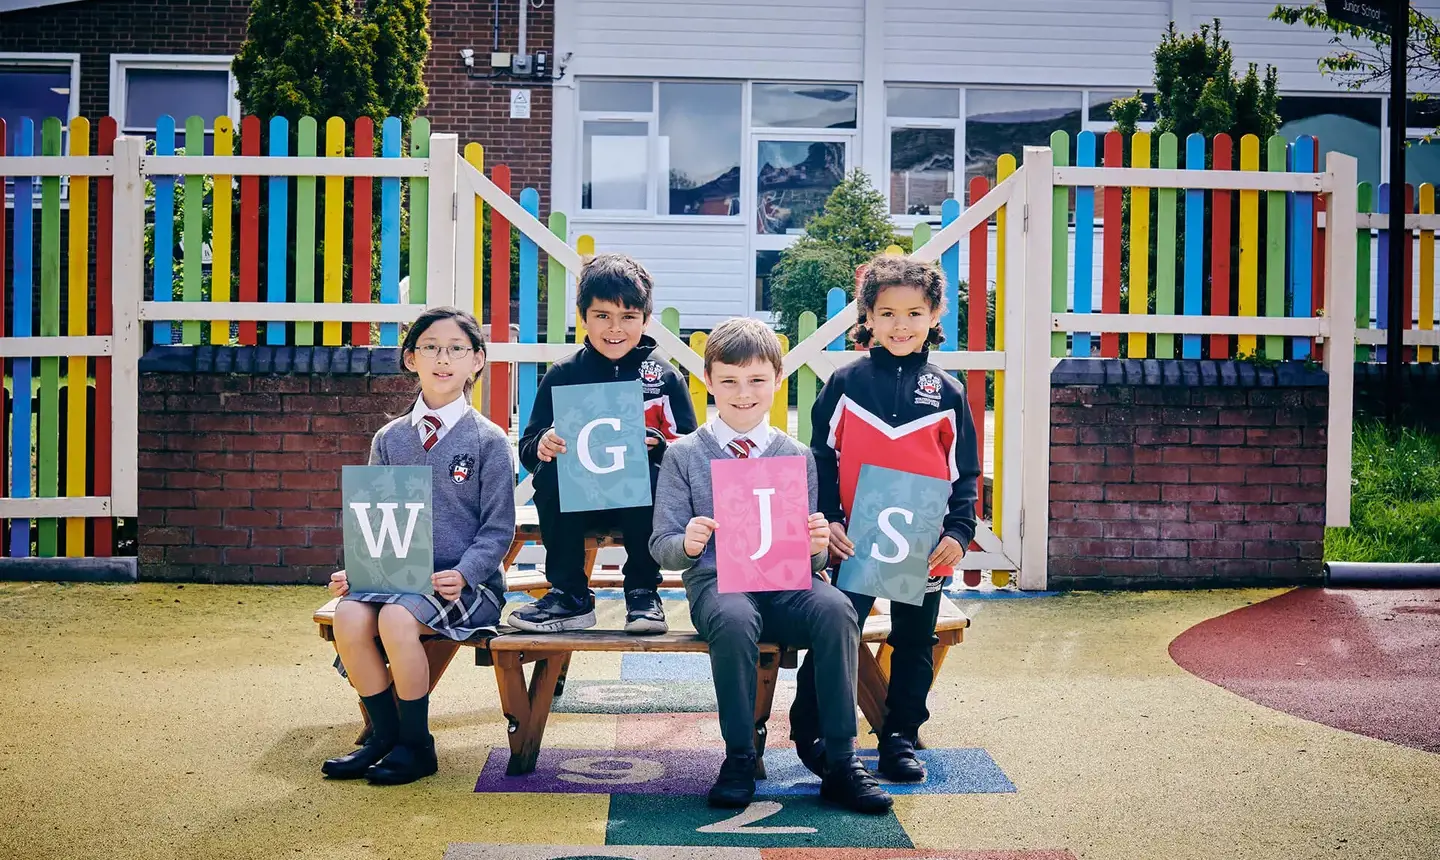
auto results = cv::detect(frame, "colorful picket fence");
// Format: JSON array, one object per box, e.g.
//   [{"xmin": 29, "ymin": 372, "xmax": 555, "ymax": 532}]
[{"xmin": 0, "ymin": 116, "xmax": 118, "ymax": 558}]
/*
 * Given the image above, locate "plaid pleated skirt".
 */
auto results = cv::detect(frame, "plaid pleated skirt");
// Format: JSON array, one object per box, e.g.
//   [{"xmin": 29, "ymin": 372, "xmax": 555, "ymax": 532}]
[{"xmin": 333, "ymin": 585, "xmax": 503, "ymax": 678}]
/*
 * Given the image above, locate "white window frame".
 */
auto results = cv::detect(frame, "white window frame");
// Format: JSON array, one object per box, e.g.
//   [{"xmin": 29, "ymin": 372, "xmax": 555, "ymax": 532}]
[
  {"xmin": 108, "ymin": 54, "xmax": 240, "ymax": 139},
  {"xmin": 884, "ymin": 85, "xmax": 963, "ymax": 228},
  {"xmin": 1, "ymin": 52, "xmax": 80, "ymax": 205},
  {"xmin": 577, "ymin": 78, "xmax": 746, "ymax": 224}
]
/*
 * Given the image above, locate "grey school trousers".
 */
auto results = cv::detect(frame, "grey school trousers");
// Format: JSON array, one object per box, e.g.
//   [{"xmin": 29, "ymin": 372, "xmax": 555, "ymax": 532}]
[{"xmin": 685, "ymin": 572, "xmax": 860, "ymax": 752}]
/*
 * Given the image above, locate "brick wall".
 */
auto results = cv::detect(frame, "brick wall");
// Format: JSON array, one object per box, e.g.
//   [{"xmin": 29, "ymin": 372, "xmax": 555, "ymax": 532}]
[
  {"xmin": 137, "ymin": 347, "xmax": 413, "ymax": 584},
  {"xmin": 1047, "ymin": 360, "xmax": 1328, "ymax": 589},
  {"xmin": 0, "ymin": 0, "xmax": 553, "ymax": 207},
  {"xmin": 1354, "ymin": 362, "xmax": 1440, "ymax": 430}
]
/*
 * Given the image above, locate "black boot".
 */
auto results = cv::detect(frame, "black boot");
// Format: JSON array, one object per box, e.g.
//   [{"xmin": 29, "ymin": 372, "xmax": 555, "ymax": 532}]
[
  {"xmin": 322, "ymin": 688, "xmax": 399, "ymax": 779},
  {"xmin": 707, "ymin": 750, "xmax": 757, "ymax": 808},
  {"xmin": 793, "ymin": 736, "xmax": 827, "ymax": 779},
  {"xmin": 366, "ymin": 694, "xmax": 438, "ymax": 785},
  {"xmin": 877, "ymin": 729, "xmax": 927, "ymax": 782},
  {"xmin": 820, "ymin": 757, "xmax": 894, "ymax": 815}
]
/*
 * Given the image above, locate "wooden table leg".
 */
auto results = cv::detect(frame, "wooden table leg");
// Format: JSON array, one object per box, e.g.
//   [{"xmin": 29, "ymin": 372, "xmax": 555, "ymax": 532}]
[
  {"xmin": 494, "ymin": 650, "xmax": 568, "ymax": 776},
  {"xmin": 752, "ymin": 652, "xmax": 781, "ymax": 780},
  {"xmin": 856, "ymin": 643, "xmax": 890, "ymax": 736}
]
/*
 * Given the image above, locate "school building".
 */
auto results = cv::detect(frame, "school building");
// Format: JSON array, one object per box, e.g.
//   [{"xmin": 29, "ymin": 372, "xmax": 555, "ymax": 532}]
[{"xmin": 3, "ymin": 0, "xmax": 1439, "ymax": 329}]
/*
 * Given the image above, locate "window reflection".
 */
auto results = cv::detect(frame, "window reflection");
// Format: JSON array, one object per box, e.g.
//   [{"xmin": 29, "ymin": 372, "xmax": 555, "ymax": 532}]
[
  {"xmin": 890, "ymin": 127, "xmax": 954, "ymax": 216},
  {"xmin": 660, "ymin": 82, "xmax": 741, "ymax": 215},
  {"xmin": 1278, "ymin": 95, "xmax": 1381, "ymax": 187},
  {"xmin": 753, "ymin": 83, "xmax": 858, "ymax": 129},
  {"xmin": 755, "ymin": 140, "xmax": 846, "ymax": 235},
  {"xmin": 965, "ymin": 89, "xmax": 1081, "ymax": 195}
]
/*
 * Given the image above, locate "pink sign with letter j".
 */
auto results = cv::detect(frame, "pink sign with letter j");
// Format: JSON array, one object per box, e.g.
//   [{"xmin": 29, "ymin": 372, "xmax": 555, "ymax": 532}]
[{"xmin": 711, "ymin": 455, "xmax": 813, "ymax": 593}]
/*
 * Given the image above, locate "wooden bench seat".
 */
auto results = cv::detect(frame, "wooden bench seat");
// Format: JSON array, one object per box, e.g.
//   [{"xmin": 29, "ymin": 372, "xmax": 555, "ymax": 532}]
[
  {"xmin": 314, "ymin": 595, "xmax": 968, "ymax": 777},
  {"xmin": 500, "ymin": 504, "xmax": 686, "ymax": 597}
]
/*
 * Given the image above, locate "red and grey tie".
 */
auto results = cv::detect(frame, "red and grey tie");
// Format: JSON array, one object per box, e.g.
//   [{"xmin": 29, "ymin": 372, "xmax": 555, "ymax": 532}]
[
  {"xmin": 420, "ymin": 414, "xmax": 443, "ymax": 451},
  {"xmin": 727, "ymin": 437, "xmax": 755, "ymax": 459}
]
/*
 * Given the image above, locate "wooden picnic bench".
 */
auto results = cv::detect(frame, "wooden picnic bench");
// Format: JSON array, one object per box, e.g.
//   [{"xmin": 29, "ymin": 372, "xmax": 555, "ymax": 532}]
[{"xmin": 314, "ymin": 594, "xmax": 968, "ymax": 777}]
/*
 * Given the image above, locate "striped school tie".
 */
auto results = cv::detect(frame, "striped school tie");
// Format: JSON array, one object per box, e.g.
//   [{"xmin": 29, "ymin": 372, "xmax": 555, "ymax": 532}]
[
  {"xmin": 420, "ymin": 414, "xmax": 443, "ymax": 451},
  {"xmin": 727, "ymin": 437, "xmax": 755, "ymax": 459}
]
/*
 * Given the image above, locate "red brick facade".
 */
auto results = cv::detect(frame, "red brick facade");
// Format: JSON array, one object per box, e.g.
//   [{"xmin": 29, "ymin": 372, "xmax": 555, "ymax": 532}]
[
  {"xmin": 0, "ymin": 0, "xmax": 554, "ymax": 208},
  {"xmin": 1046, "ymin": 360, "xmax": 1328, "ymax": 588},
  {"xmin": 137, "ymin": 351, "xmax": 414, "ymax": 583}
]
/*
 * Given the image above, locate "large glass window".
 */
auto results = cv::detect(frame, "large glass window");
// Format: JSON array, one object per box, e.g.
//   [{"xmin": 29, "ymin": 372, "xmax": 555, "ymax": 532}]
[
  {"xmin": 111, "ymin": 57, "xmax": 237, "ymax": 155},
  {"xmin": 660, "ymin": 82, "xmax": 742, "ymax": 216},
  {"xmin": 578, "ymin": 79, "xmax": 743, "ymax": 216},
  {"xmin": 755, "ymin": 139, "xmax": 846, "ymax": 235},
  {"xmin": 1279, "ymin": 95, "xmax": 1381, "ymax": 188},
  {"xmin": 965, "ymin": 89, "xmax": 1081, "ymax": 199},
  {"xmin": 0, "ymin": 61, "xmax": 73, "ymax": 154},
  {"xmin": 753, "ymin": 83, "xmax": 858, "ymax": 129},
  {"xmin": 890, "ymin": 128, "xmax": 954, "ymax": 216}
]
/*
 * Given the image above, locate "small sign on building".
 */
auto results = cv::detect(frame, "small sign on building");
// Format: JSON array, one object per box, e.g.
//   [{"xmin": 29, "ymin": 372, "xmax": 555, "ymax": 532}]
[
  {"xmin": 510, "ymin": 89, "xmax": 531, "ymax": 119},
  {"xmin": 1325, "ymin": 0, "xmax": 1395, "ymax": 34}
]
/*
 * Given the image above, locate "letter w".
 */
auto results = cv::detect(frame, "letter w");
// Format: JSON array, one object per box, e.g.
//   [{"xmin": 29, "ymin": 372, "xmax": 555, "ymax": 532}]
[{"xmin": 349, "ymin": 502, "xmax": 426, "ymax": 558}]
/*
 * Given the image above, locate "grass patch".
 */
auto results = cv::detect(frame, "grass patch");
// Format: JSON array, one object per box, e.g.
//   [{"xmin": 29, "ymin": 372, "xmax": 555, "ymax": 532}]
[{"xmin": 1324, "ymin": 419, "xmax": 1440, "ymax": 562}]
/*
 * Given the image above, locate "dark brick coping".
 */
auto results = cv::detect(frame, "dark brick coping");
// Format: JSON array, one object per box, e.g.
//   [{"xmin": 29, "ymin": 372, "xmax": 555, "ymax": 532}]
[
  {"xmin": 139, "ymin": 346, "xmax": 404, "ymax": 375},
  {"xmin": 1051, "ymin": 358, "xmax": 1329, "ymax": 388}
]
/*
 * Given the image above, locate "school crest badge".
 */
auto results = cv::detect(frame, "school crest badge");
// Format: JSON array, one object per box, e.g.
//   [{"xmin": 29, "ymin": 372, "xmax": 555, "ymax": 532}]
[
  {"xmin": 449, "ymin": 453, "xmax": 475, "ymax": 484},
  {"xmin": 915, "ymin": 372, "xmax": 943, "ymax": 406},
  {"xmin": 638, "ymin": 359, "xmax": 666, "ymax": 386}
]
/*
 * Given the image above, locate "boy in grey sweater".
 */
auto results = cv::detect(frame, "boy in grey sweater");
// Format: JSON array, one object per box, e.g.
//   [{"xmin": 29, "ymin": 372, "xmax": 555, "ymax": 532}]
[{"xmin": 649, "ymin": 317, "xmax": 892, "ymax": 814}]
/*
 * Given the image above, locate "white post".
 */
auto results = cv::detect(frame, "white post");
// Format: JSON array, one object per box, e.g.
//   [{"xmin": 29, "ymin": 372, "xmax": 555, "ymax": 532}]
[
  {"xmin": 1018, "ymin": 146, "xmax": 1055, "ymax": 591},
  {"xmin": 999, "ymin": 167, "xmax": 1027, "ymax": 574},
  {"xmin": 1323, "ymin": 152, "xmax": 1358, "ymax": 528},
  {"xmin": 426, "ymin": 133, "xmax": 459, "ymax": 308},
  {"xmin": 110, "ymin": 136, "xmax": 145, "ymax": 519},
  {"xmin": 453, "ymin": 160, "xmax": 476, "ymax": 318}
]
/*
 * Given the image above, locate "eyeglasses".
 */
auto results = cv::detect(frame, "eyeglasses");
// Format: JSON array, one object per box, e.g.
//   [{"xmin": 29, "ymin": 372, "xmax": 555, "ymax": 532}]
[{"xmin": 415, "ymin": 344, "xmax": 476, "ymax": 359}]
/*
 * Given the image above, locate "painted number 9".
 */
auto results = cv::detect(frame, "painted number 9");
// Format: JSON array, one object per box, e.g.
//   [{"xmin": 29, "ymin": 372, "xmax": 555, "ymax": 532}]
[{"xmin": 557, "ymin": 755, "xmax": 665, "ymax": 785}]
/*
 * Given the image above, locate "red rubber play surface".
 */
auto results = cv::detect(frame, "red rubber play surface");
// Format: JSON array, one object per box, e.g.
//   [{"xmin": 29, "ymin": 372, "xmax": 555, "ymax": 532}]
[{"xmin": 1169, "ymin": 588, "xmax": 1440, "ymax": 753}]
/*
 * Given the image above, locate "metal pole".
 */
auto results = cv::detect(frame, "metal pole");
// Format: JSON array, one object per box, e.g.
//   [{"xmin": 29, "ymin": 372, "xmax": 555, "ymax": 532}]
[{"xmin": 1386, "ymin": 3, "xmax": 1409, "ymax": 421}]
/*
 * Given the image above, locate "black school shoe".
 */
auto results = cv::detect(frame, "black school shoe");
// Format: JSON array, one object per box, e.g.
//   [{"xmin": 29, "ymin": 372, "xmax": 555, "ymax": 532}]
[
  {"xmin": 365, "ymin": 742, "xmax": 439, "ymax": 785},
  {"xmin": 877, "ymin": 731, "xmax": 927, "ymax": 782},
  {"xmin": 507, "ymin": 588, "xmax": 597, "ymax": 632},
  {"xmin": 321, "ymin": 736, "xmax": 394, "ymax": 779},
  {"xmin": 820, "ymin": 758, "xmax": 894, "ymax": 814},
  {"xmin": 624, "ymin": 589, "xmax": 669, "ymax": 635},
  {"xmin": 707, "ymin": 751, "xmax": 757, "ymax": 808}
]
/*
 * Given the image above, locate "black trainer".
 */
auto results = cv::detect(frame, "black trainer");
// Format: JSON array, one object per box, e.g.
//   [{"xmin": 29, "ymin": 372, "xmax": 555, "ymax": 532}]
[
  {"xmin": 624, "ymin": 588, "xmax": 668, "ymax": 635},
  {"xmin": 820, "ymin": 757, "xmax": 894, "ymax": 815},
  {"xmin": 794, "ymin": 736, "xmax": 827, "ymax": 779},
  {"xmin": 707, "ymin": 751, "xmax": 757, "ymax": 808},
  {"xmin": 878, "ymin": 731, "xmax": 926, "ymax": 782},
  {"xmin": 507, "ymin": 588, "xmax": 596, "ymax": 632}
]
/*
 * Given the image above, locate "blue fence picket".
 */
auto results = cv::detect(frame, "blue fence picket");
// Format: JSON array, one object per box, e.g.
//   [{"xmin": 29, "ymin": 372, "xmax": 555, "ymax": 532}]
[
  {"xmin": 1291, "ymin": 137, "xmax": 1315, "ymax": 360},
  {"xmin": 1183, "ymin": 132, "xmax": 1204, "ymax": 359},
  {"xmin": 266, "ymin": 116, "xmax": 290, "ymax": 345},
  {"xmin": 380, "ymin": 117, "xmax": 402, "ymax": 347},
  {"xmin": 827, "ymin": 287, "xmax": 846, "ymax": 351},
  {"xmin": 9, "ymin": 118, "xmax": 35, "ymax": 557},
  {"xmin": 153, "ymin": 115, "xmax": 176, "ymax": 346},
  {"xmin": 1073, "ymin": 130, "xmax": 1096, "ymax": 357},
  {"xmin": 518, "ymin": 187, "xmax": 540, "ymax": 466},
  {"xmin": 940, "ymin": 198, "xmax": 960, "ymax": 349},
  {"xmin": 1378, "ymin": 183, "xmax": 1391, "ymax": 363}
]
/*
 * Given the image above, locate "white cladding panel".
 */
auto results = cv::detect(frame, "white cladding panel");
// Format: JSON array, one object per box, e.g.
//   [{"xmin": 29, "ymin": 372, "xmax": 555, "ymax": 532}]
[
  {"xmin": 568, "ymin": 221, "xmax": 751, "ymax": 329},
  {"xmin": 574, "ymin": 0, "xmax": 865, "ymax": 81},
  {"xmin": 884, "ymin": 0, "xmax": 1170, "ymax": 88}
]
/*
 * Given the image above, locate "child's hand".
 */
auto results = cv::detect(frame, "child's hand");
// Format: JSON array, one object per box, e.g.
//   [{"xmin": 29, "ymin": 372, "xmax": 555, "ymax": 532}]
[
  {"xmin": 828, "ymin": 521, "xmax": 855, "ymax": 561},
  {"xmin": 807, "ymin": 513, "xmax": 830, "ymax": 556},
  {"xmin": 928, "ymin": 535, "xmax": 964, "ymax": 569},
  {"xmin": 329, "ymin": 570, "xmax": 349, "ymax": 597},
  {"xmin": 645, "ymin": 436, "xmax": 659, "ymax": 449},
  {"xmin": 537, "ymin": 429, "xmax": 567, "ymax": 462},
  {"xmin": 432, "ymin": 569, "xmax": 465, "ymax": 602},
  {"xmin": 684, "ymin": 516, "xmax": 718, "ymax": 558}
]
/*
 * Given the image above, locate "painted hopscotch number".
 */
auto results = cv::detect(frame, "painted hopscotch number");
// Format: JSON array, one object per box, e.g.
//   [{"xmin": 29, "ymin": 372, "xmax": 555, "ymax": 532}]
[
  {"xmin": 558, "ymin": 755, "xmax": 666, "ymax": 786},
  {"xmin": 696, "ymin": 801, "xmax": 817, "ymax": 836}
]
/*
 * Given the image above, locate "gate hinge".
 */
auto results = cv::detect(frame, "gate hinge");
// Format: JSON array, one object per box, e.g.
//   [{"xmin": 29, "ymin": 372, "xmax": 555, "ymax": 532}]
[
  {"xmin": 1022, "ymin": 204, "xmax": 1029, "ymax": 232},
  {"xmin": 451, "ymin": 192, "xmax": 458, "ymax": 221},
  {"xmin": 1019, "ymin": 509, "xmax": 1025, "ymax": 539}
]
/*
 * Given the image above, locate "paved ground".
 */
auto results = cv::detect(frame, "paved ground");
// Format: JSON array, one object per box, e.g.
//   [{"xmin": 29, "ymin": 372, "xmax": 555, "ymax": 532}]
[{"xmin": 1, "ymin": 582, "xmax": 1436, "ymax": 860}]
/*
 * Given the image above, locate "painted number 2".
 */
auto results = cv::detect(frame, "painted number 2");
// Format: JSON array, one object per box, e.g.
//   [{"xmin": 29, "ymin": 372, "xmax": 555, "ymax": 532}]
[{"xmin": 697, "ymin": 801, "xmax": 817, "ymax": 835}]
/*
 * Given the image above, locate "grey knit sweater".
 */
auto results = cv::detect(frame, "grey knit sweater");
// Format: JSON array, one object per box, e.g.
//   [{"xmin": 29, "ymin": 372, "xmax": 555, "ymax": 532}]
[
  {"xmin": 368, "ymin": 407, "xmax": 516, "ymax": 601},
  {"xmin": 650, "ymin": 424, "xmax": 828, "ymax": 586}
]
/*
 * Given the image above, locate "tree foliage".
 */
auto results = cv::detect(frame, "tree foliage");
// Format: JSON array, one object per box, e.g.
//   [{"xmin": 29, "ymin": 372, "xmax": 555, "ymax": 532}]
[
  {"xmin": 1272, "ymin": 3, "xmax": 1440, "ymax": 109},
  {"xmin": 233, "ymin": 0, "xmax": 430, "ymax": 126},
  {"xmin": 1112, "ymin": 20, "xmax": 1281, "ymax": 146}
]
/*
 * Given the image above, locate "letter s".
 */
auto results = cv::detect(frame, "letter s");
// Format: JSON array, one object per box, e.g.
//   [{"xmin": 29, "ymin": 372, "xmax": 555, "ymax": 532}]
[
  {"xmin": 576, "ymin": 417, "xmax": 625, "ymax": 474},
  {"xmin": 870, "ymin": 506, "xmax": 913, "ymax": 564}
]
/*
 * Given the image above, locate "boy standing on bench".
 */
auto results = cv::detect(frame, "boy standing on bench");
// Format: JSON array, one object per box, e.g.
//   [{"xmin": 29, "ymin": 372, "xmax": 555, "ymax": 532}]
[
  {"xmin": 649, "ymin": 317, "xmax": 893, "ymax": 814},
  {"xmin": 511, "ymin": 254, "xmax": 699, "ymax": 635}
]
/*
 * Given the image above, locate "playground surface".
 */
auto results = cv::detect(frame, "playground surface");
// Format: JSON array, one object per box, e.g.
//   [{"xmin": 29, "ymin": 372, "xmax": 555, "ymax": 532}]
[{"xmin": 0, "ymin": 582, "xmax": 1436, "ymax": 860}]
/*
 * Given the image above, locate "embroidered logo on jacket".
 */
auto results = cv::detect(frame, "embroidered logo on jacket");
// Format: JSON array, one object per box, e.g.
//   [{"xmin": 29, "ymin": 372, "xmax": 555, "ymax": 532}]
[
  {"xmin": 638, "ymin": 359, "xmax": 666, "ymax": 393},
  {"xmin": 915, "ymin": 372, "xmax": 943, "ymax": 407},
  {"xmin": 449, "ymin": 453, "xmax": 475, "ymax": 484}
]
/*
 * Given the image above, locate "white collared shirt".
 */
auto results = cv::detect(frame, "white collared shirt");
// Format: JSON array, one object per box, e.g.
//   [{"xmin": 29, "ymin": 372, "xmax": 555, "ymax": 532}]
[
  {"xmin": 709, "ymin": 416, "xmax": 773, "ymax": 456},
  {"xmin": 409, "ymin": 392, "xmax": 470, "ymax": 445}
]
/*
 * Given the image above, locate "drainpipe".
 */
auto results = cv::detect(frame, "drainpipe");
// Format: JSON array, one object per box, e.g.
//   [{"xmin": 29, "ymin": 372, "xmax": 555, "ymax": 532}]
[
  {"xmin": 1324, "ymin": 562, "xmax": 1440, "ymax": 587},
  {"xmin": 518, "ymin": 0, "xmax": 528, "ymax": 58}
]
